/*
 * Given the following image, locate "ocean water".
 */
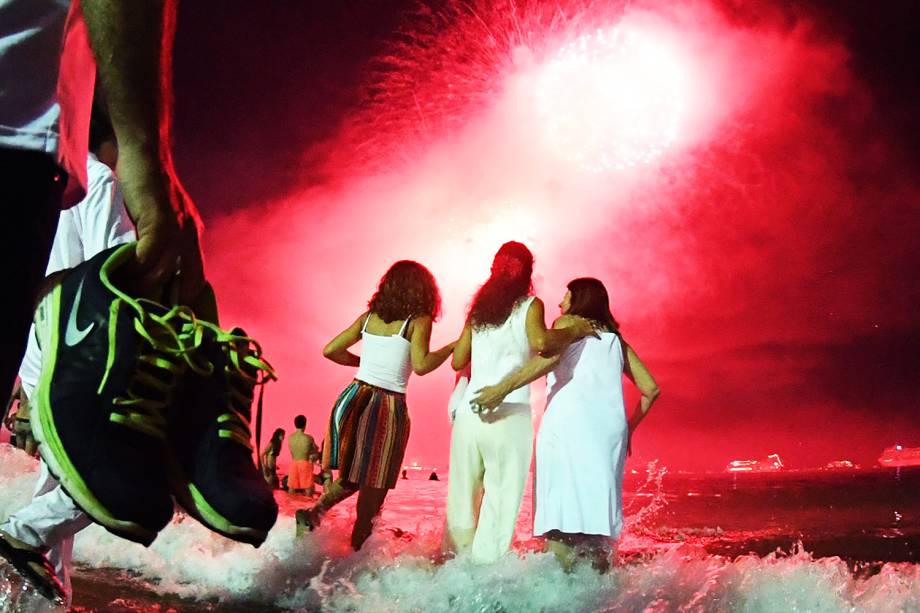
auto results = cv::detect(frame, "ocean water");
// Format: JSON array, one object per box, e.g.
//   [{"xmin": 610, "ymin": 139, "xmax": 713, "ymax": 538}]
[{"xmin": 1, "ymin": 444, "xmax": 918, "ymax": 612}]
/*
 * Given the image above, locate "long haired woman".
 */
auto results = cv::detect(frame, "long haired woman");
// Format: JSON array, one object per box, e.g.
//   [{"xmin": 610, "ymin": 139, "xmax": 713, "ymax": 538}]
[
  {"xmin": 443, "ymin": 242, "xmax": 593, "ymax": 563},
  {"xmin": 472, "ymin": 277, "xmax": 660, "ymax": 571},
  {"xmin": 297, "ymin": 261, "xmax": 455, "ymax": 550}
]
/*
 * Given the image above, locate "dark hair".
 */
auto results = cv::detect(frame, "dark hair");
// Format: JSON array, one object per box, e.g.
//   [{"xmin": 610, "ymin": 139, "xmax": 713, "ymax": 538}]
[
  {"xmin": 294, "ymin": 415, "xmax": 306, "ymax": 429},
  {"xmin": 268, "ymin": 428, "xmax": 285, "ymax": 456},
  {"xmin": 88, "ymin": 104, "xmax": 115, "ymax": 153},
  {"xmin": 368, "ymin": 260, "xmax": 442, "ymax": 322},
  {"xmin": 566, "ymin": 277, "xmax": 619, "ymax": 332},
  {"xmin": 468, "ymin": 241, "xmax": 534, "ymax": 329}
]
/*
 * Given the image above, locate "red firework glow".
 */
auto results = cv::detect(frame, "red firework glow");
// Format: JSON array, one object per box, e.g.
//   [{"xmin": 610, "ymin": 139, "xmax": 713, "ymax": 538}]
[
  {"xmin": 533, "ymin": 24, "xmax": 687, "ymax": 171},
  {"xmin": 182, "ymin": 0, "xmax": 920, "ymax": 473}
]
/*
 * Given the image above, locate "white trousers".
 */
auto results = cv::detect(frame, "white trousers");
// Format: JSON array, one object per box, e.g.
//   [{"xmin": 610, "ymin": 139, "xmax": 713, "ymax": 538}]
[
  {"xmin": 444, "ymin": 403, "xmax": 533, "ymax": 564},
  {"xmin": 1, "ymin": 461, "xmax": 91, "ymax": 606}
]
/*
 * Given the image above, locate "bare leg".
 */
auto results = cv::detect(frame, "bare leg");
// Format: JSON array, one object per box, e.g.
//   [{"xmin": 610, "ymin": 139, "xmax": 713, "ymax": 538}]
[
  {"xmin": 545, "ymin": 531, "xmax": 578, "ymax": 571},
  {"xmin": 295, "ymin": 478, "xmax": 357, "ymax": 537},
  {"xmin": 584, "ymin": 536, "xmax": 612, "ymax": 573},
  {"xmin": 351, "ymin": 486, "xmax": 388, "ymax": 550},
  {"xmin": 545, "ymin": 531, "xmax": 612, "ymax": 573}
]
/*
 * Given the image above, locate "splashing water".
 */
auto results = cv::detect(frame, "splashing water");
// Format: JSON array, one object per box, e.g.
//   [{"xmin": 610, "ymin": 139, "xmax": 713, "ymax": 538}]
[
  {"xmin": 622, "ymin": 459, "xmax": 670, "ymax": 542},
  {"xmin": 2, "ymin": 444, "xmax": 918, "ymax": 611}
]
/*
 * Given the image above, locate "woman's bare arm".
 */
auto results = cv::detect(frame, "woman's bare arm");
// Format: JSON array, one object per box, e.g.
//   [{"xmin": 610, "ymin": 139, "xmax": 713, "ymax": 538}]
[
  {"xmin": 321, "ymin": 312, "xmax": 365, "ymax": 367},
  {"xmin": 409, "ymin": 315, "xmax": 456, "ymax": 375},
  {"xmin": 471, "ymin": 315, "xmax": 578, "ymax": 409},
  {"xmin": 623, "ymin": 341, "xmax": 660, "ymax": 433},
  {"xmin": 525, "ymin": 299, "xmax": 595, "ymax": 355},
  {"xmin": 452, "ymin": 324, "xmax": 472, "ymax": 370}
]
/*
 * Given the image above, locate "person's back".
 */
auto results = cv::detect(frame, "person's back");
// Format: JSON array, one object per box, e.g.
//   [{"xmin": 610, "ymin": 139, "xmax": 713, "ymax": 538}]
[
  {"xmin": 303, "ymin": 260, "xmax": 453, "ymax": 548},
  {"xmin": 288, "ymin": 430, "xmax": 315, "ymax": 462},
  {"xmin": 287, "ymin": 416, "xmax": 316, "ymax": 495},
  {"xmin": 463, "ymin": 296, "xmax": 535, "ymax": 410},
  {"xmin": 355, "ymin": 313, "xmax": 413, "ymax": 393},
  {"xmin": 546, "ymin": 332, "xmax": 625, "ymax": 410}
]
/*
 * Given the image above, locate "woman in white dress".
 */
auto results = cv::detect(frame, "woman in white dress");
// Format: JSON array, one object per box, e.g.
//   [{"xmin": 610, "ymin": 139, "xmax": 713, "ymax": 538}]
[
  {"xmin": 444, "ymin": 242, "xmax": 594, "ymax": 564},
  {"xmin": 472, "ymin": 277, "xmax": 660, "ymax": 570}
]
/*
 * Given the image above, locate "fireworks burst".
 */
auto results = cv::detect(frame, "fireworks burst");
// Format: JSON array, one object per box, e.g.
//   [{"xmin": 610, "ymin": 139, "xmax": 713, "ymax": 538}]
[
  {"xmin": 534, "ymin": 25, "xmax": 686, "ymax": 172},
  {"xmin": 337, "ymin": 0, "xmax": 635, "ymax": 172}
]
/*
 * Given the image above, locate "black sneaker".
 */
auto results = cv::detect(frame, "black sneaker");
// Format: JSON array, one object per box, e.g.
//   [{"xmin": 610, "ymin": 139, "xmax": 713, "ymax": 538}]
[
  {"xmin": 30, "ymin": 243, "xmax": 201, "ymax": 546},
  {"xmin": 166, "ymin": 324, "xmax": 278, "ymax": 547}
]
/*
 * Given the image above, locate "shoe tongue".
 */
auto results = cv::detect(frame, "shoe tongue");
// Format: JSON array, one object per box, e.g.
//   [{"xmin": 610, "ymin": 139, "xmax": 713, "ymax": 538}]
[{"xmin": 189, "ymin": 282, "xmax": 220, "ymax": 325}]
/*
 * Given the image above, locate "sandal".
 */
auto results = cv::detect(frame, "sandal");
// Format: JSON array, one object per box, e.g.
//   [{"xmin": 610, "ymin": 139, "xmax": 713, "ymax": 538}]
[{"xmin": 0, "ymin": 529, "xmax": 65, "ymax": 605}]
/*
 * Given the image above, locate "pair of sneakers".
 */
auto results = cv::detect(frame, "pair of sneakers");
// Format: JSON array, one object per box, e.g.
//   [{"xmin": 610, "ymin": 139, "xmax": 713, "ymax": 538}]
[{"xmin": 29, "ymin": 243, "xmax": 278, "ymax": 551}]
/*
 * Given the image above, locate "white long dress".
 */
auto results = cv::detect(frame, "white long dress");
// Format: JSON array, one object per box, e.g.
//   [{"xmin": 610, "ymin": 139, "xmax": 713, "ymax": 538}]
[{"xmin": 533, "ymin": 332, "xmax": 628, "ymax": 538}]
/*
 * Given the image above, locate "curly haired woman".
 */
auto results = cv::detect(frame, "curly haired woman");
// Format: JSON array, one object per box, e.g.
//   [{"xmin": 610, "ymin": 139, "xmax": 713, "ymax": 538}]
[{"xmin": 296, "ymin": 261, "xmax": 455, "ymax": 550}]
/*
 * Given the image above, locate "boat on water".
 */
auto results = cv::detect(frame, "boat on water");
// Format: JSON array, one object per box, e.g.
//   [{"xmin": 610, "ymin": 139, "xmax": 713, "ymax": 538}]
[
  {"xmin": 878, "ymin": 445, "xmax": 920, "ymax": 468},
  {"xmin": 823, "ymin": 459, "xmax": 859, "ymax": 470},
  {"xmin": 726, "ymin": 453, "xmax": 784, "ymax": 473}
]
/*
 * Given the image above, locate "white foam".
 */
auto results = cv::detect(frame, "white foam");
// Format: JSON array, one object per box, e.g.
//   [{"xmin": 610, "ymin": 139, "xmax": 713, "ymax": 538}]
[{"xmin": 2, "ymin": 444, "xmax": 917, "ymax": 611}]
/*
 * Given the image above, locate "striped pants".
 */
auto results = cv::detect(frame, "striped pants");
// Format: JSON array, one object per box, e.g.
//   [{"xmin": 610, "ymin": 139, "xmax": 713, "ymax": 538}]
[{"xmin": 322, "ymin": 380, "xmax": 410, "ymax": 490}]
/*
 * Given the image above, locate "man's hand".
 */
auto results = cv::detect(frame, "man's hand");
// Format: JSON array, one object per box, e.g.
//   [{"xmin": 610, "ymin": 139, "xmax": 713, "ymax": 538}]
[
  {"xmin": 471, "ymin": 384, "xmax": 509, "ymax": 412},
  {"xmin": 117, "ymin": 148, "xmax": 204, "ymax": 303}
]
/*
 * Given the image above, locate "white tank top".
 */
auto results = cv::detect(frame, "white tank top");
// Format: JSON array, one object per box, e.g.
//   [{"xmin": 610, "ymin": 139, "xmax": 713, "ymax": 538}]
[
  {"xmin": 463, "ymin": 296, "xmax": 536, "ymax": 410},
  {"xmin": 355, "ymin": 315, "xmax": 413, "ymax": 393}
]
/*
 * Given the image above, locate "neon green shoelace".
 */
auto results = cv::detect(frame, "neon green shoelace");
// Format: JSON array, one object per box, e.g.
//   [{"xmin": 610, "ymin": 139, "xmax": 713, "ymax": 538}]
[
  {"xmin": 109, "ymin": 304, "xmax": 213, "ymax": 439},
  {"xmin": 199, "ymin": 323, "xmax": 277, "ymax": 452}
]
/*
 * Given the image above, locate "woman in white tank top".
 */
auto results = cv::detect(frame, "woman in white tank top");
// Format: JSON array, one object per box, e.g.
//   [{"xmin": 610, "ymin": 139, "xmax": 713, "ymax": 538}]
[
  {"xmin": 443, "ymin": 242, "xmax": 594, "ymax": 564},
  {"xmin": 296, "ymin": 261, "xmax": 455, "ymax": 550},
  {"xmin": 471, "ymin": 278, "xmax": 660, "ymax": 571}
]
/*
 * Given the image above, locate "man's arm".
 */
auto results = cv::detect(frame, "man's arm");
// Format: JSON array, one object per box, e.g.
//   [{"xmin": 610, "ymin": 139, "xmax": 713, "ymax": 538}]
[
  {"xmin": 81, "ymin": 0, "xmax": 203, "ymax": 300},
  {"xmin": 306, "ymin": 435, "xmax": 319, "ymax": 461}
]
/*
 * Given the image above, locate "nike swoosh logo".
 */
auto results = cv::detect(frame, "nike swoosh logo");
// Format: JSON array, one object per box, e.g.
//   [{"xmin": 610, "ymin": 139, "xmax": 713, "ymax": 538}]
[{"xmin": 65, "ymin": 279, "xmax": 95, "ymax": 347}]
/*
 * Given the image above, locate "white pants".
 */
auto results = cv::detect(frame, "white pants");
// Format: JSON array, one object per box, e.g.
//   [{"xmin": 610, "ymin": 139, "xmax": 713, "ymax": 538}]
[
  {"xmin": 1, "ymin": 461, "xmax": 91, "ymax": 607},
  {"xmin": 444, "ymin": 403, "xmax": 533, "ymax": 564}
]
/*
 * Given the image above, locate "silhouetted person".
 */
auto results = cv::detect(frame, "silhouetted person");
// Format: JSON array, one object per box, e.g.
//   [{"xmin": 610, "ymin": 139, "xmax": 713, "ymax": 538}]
[
  {"xmin": 444, "ymin": 242, "xmax": 593, "ymax": 564},
  {"xmin": 261, "ymin": 428, "xmax": 285, "ymax": 490}
]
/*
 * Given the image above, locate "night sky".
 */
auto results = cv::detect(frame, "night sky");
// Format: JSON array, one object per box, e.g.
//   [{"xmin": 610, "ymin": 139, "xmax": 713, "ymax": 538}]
[{"xmin": 168, "ymin": 1, "xmax": 919, "ymax": 472}]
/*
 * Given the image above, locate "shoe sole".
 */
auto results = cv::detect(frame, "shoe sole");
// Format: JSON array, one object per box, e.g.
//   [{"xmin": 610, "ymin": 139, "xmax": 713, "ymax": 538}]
[
  {"xmin": 0, "ymin": 530, "xmax": 65, "ymax": 605},
  {"xmin": 30, "ymin": 283, "xmax": 157, "ymax": 546},
  {"xmin": 166, "ymin": 460, "xmax": 269, "ymax": 547}
]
